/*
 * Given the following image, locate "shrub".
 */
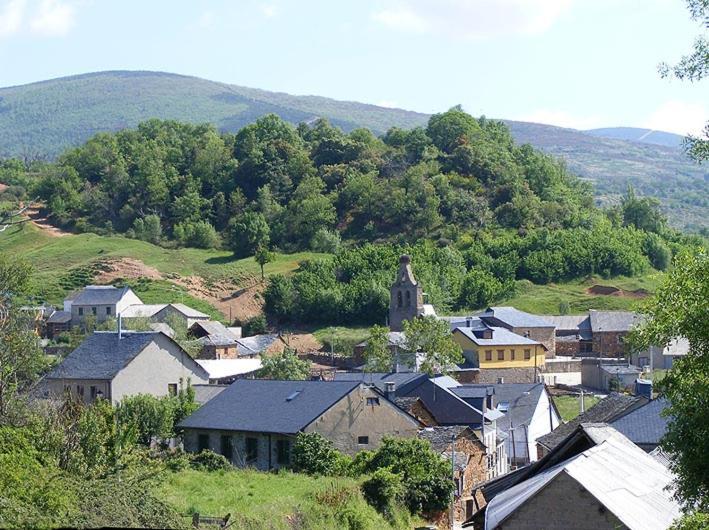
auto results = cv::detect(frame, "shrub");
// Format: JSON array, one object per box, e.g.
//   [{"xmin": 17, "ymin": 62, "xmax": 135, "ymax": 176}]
[
  {"xmin": 243, "ymin": 314, "xmax": 267, "ymax": 336},
  {"xmin": 174, "ymin": 220, "xmax": 220, "ymax": 249},
  {"xmin": 361, "ymin": 468, "xmax": 403, "ymax": 516},
  {"xmin": 310, "ymin": 228, "xmax": 342, "ymax": 253},
  {"xmin": 291, "ymin": 432, "xmax": 341, "ymax": 475},
  {"xmin": 189, "ymin": 450, "xmax": 231, "ymax": 471}
]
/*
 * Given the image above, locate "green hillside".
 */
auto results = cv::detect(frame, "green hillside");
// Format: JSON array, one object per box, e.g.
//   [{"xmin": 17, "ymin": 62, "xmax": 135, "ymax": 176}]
[{"xmin": 0, "ymin": 71, "xmax": 705, "ymax": 230}]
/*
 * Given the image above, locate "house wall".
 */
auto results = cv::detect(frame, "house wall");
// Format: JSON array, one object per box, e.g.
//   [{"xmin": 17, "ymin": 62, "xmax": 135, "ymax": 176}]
[
  {"xmin": 453, "ymin": 333, "xmax": 546, "ymax": 371},
  {"xmin": 43, "ymin": 378, "xmax": 111, "ymax": 403},
  {"xmin": 503, "ymin": 389, "xmax": 558, "ymax": 467},
  {"xmin": 72, "ymin": 303, "xmax": 116, "ymax": 324},
  {"xmin": 451, "ymin": 434, "xmax": 489, "ymax": 522},
  {"xmin": 197, "ymin": 345, "xmax": 239, "ymax": 360},
  {"xmin": 304, "ymin": 386, "xmax": 419, "ymax": 455},
  {"xmin": 538, "ymin": 358, "xmax": 582, "ymax": 386},
  {"xmin": 111, "ymin": 333, "xmax": 208, "ymax": 404},
  {"xmin": 475, "ymin": 367, "xmax": 539, "ymax": 385},
  {"xmin": 592, "ymin": 330, "xmax": 629, "ymax": 358},
  {"xmin": 495, "ymin": 470, "xmax": 625, "ymax": 530},
  {"xmin": 509, "ymin": 326, "xmax": 556, "ymax": 358}
]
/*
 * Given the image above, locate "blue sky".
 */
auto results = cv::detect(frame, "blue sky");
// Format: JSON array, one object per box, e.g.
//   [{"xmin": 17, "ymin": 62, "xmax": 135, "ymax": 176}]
[{"xmin": 0, "ymin": 0, "xmax": 706, "ymax": 134}]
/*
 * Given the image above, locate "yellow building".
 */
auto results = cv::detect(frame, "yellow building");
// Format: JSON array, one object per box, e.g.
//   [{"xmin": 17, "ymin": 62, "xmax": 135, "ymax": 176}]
[{"xmin": 452, "ymin": 326, "xmax": 547, "ymax": 370}]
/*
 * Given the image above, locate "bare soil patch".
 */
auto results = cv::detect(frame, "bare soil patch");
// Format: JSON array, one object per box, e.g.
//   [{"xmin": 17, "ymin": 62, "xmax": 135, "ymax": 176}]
[
  {"xmin": 93, "ymin": 257, "xmax": 163, "ymax": 283},
  {"xmin": 173, "ymin": 275, "xmax": 266, "ymax": 323},
  {"xmin": 586, "ymin": 284, "xmax": 649, "ymax": 298},
  {"xmin": 25, "ymin": 206, "xmax": 71, "ymax": 237}
]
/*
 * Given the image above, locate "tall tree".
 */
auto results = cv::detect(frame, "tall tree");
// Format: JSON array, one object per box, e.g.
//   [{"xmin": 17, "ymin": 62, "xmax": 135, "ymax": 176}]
[
  {"xmin": 629, "ymin": 249, "xmax": 708, "ymax": 510},
  {"xmin": 257, "ymin": 348, "xmax": 311, "ymax": 380},
  {"xmin": 363, "ymin": 325, "xmax": 393, "ymax": 372},
  {"xmin": 402, "ymin": 316, "xmax": 463, "ymax": 376}
]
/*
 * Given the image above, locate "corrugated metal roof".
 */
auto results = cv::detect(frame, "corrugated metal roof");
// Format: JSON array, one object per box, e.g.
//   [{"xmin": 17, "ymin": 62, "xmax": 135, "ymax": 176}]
[{"xmin": 486, "ymin": 430, "xmax": 681, "ymax": 530}]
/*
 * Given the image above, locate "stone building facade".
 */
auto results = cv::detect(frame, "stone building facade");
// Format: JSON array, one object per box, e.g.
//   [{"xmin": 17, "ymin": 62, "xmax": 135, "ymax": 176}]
[{"xmin": 389, "ymin": 255, "xmax": 424, "ymax": 332}]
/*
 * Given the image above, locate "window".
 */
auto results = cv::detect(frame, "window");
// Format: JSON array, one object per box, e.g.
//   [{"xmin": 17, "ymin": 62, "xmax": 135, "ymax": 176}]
[
  {"xmin": 168, "ymin": 383, "xmax": 178, "ymax": 396},
  {"xmin": 485, "ymin": 350, "xmax": 492, "ymax": 361},
  {"xmin": 78, "ymin": 307, "xmax": 84, "ymax": 316},
  {"xmin": 497, "ymin": 350, "xmax": 505, "ymax": 361},
  {"xmin": 77, "ymin": 385, "xmax": 84, "ymax": 397},
  {"xmin": 524, "ymin": 349, "xmax": 531, "ymax": 360},
  {"xmin": 276, "ymin": 439, "xmax": 291, "ymax": 465},
  {"xmin": 220, "ymin": 435, "xmax": 233, "ymax": 461},
  {"xmin": 510, "ymin": 349, "xmax": 516, "ymax": 360},
  {"xmin": 197, "ymin": 434, "xmax": 210, "ymax": 452},
  {"xmin": 366, "ymin": 397, "xmax": 380, "ymax": 406},
  {"xmin": 245, "ymin": 437, "xmax": 258, "ymax": 463},
  {"xmin": 90, "ymin": 386, "xmax": 98, "ymax": 399},
  {"xmin": 91, "ymin": 307, "xmax": 97, "ymax": 315},
  {"xmin": 106, "ymin": 307, "xmax": 112, "ymax": 315},
  {"xmin": 357, "ymin": 436, "xmax": 369, "ymax": 445}
]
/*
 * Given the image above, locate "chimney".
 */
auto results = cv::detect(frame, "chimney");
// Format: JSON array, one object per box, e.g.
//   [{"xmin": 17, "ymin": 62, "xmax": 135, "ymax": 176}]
[
  {"xmin": 384, "ymin": 381, "xmax": 396, "ymax": 400},
  {"xmin": 117, "ymin": 313, "xmax": 122, "ymax": 340}
]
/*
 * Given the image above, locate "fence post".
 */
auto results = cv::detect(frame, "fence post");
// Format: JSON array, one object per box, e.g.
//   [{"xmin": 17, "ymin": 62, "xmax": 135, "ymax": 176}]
[{"xmin": 192, "ymin": 512, "xmax": 200, "ymax": 528}]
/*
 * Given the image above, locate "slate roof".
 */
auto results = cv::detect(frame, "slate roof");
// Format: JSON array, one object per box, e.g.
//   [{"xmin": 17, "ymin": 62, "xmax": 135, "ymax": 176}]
[
  {"xmin": 543, "ymin": 315, "xmax": 590, "ymax": 331},
  {"xmin": 71, "ymin": 286, "xmax": 135, "ymax": 306},
  {"xmin": 236, "ymin": 334, "xmax": 280, "ymax": 355},
  {"xmin": 601, "ymin": 364, "xmax": 642, "ymax": 376},
  {"xmin": 169, "ymin": 303, "xmax": 209, "ymax": 318},
  {"xmin": 333, "ymin": 371, "xmax": 426, "ymax": 395},
  {"xmin": 191, "ymin": 384, "xmax": 228, "ymax": 405},
  {"xmin": 480, "ymin": 307, "xmax": 555, "ymax": 328},
  {"xmin": 454, "ymin": 326, "xmax": 541, "ymax": 347},
  {"xmin": 47, "ymin": 310, "xmax": 71, "ymax": 324},
  {"xmin": 536, "ymin": 393, "xmax": 647, "ymax": 451},
  {"xmin": 589, "ymin": 310, "xmax": 642, "ymax": 332},
  {"xmin": 451, "ymin": 386, "xmax": 492, "ymax": 399},
  {"xmin": 490, "ymin": 383, "xmax": 546, "ymax": 430},
  {"xmin": 440, "ymin": 315, "xmax": 488, "ymax": 332},
  {"xmin": 418, "ymin": 425, "xmax": 472, "ymax": 452},
  {"xmin": 149, "ymin": 322, "xmax": 175, "ymax": 337},
  {"xmin": 45, "ymin": 331, "xmax": 159, "ymax": 380},
  {"xmin": 611, "ymin": 397, "xmax": 669, "ymax": 448},
  {"xmin": 178, "ymin": 380, "xmax": 362, "ymax": 434},
  {"xmin": 121, "ymin": 304, "xmax": 166, "ymax": 318},
  {"xmin": 485, "ymin": 429, "xmax": 680, "ymax": 530},
  {"xmin": 191, "ymin": 321, "xmax": 239, "ymax": 347}
]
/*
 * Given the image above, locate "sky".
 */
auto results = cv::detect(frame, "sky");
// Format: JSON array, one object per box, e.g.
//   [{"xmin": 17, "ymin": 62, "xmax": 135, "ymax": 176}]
[{"xmin": 0, "ymin": 0, "xmax": 706, "ymax": 134}]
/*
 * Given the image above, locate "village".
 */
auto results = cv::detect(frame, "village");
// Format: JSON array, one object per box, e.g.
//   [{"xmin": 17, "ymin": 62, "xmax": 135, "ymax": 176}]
[{"xmin": 30, "ymin": 254, "xmax": 683, "ymax": 529}]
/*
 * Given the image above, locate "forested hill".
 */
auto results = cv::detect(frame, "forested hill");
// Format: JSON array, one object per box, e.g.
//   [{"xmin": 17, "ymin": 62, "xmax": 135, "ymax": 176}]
[{"xmin": 0, "ymin": 71, "xmax": 705, "ymax": 230}]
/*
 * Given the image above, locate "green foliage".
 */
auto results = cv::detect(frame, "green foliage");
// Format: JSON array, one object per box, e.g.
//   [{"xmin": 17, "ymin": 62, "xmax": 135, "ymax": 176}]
[
  {"xmin": 292, "ymin": 432, "xmax": 343, "ymax": 476},
  {"xmin": 131, "ymin": 214, "xmax": 163, "ymax": 245},
  {"xmin": 190, "ymin": 449, "xmax": 232, "ymax": 471},
  {"xmin": 622, "ymin": 185, "xmax": 665, "ymax": 234},
  {"xmin": 403, "ymin": 316, "xmax": 463, "ymax": 375},
  {"xmin": 174, "ymin": 220, "xmax": 220, "ymax": 249},
  {"xmin": 117, "ymin": 394, "xmax": 177, "ymax": 446},
  {"xmin": 243, "ymin": 314, "xmax": 267, "ymax": 336},
  {"xmin": 361, "ymin": 468, "xmax": 404, "ymax": 518},
  {"xmin": 363, "ymin": 325, "xmax": 393, "ymax": 372},
  {"xmin": 361, "ymin": 437, "xmax": 453, "ymax": 516},
  {"xmin": 310, "ymin": 228, "xmax": 342, "ymax": 253},
  {"xmin": 258, "ymin": 348, "xmax": 311, "ymax": 380},
  {"xmin": 629, "ymin": 249, "xmax": 709, "ymax": 509},
  {"xmin": 670, "ymin": 512, "xmax": 709, "ymax": 530},
  {"xmin": 254, "ymin": 244, "xmax": 275, "ymax": 279},
  {"xmin": 227, "ymin": 211, "xmax": 270, "ymax": 258}
]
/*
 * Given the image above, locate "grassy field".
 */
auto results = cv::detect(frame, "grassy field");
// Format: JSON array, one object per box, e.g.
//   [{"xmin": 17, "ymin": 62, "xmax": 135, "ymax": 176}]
[
  {"xmin": 499, "ymin": 274, "xmax": 661, "ymax": 315},
  {"xmin": 553, "ymin": 395, "xmax": 602, "ymax": 422},
  {"xmin": 0, "ymin": 223, "xmax": 321, "ymax": 306},
  {"xmin": 311, "ymin": 326, "xmax": 371, "ymax": 355},
  {"xmin": 155, "ymin": 469, "xmax": 418, "ymax": 530}
]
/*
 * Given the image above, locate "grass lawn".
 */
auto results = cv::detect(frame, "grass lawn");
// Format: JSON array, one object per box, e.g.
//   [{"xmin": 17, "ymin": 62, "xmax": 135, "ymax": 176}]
[
  {"xmin": 155, "ymin": 469, "xmax": 418, "ymax": 530},
  {"xmin": 311, "ymin": 326, "xmax": 371, "ymax": 355},
  {"xmin": 553, "ymin": 395, "xmax": 602, "ymax": 422},
  {"xmin": 0, "ymin": 223, "xmax": 323, "ymax": 305},
  {"xmin": 499, "ymin": 273, "xmax": 662, "ymax": 315}
]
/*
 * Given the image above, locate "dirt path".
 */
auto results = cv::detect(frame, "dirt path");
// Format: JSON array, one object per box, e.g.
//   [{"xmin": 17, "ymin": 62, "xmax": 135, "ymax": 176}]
[{"xmin": 25, "ymin": 206, "xmax": 71, "ymax": 237}]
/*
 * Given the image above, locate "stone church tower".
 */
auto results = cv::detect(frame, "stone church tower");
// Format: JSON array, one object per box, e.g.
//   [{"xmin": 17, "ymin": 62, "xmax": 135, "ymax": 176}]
[{"xmin": 389, "ymin": 255, "xmax": 424, "ymax": 331}]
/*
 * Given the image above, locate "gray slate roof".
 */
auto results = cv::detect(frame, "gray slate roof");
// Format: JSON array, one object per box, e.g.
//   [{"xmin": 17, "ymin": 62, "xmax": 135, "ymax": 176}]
[
  {"xmin": 236, "ymin": 334, "xmax": 280, "ymax": 354},
  {"xmin": 589, "ymin": 310, "xmax": 642, "ymax": 332},
  {"xmin": 480, "ymin": 307, "xmax": 555, "ymax": 328},
  {"xmin": 178, "ymin": 379, "xmax": 361, "ymax": 434},
  {"xmin": 333, "ymin": 371, "xmax": 426, "ymax": 394},
  {"xmin": 490, "ymin": 383, "xmax": 546, "ymax": 430},
  {"xmin": 454, "ymin": 326, "xmax": 541, "ymax": 347},
  {"xmin": 418, "ymin": 425, "xmax": 472, "ymax": 452},
  {"xmin": 611, "ymin": 397, "xmax": 669, "ymax": 448},
  {"xmin": 543, "ymin": 315, "xmax": 590, "ymax": 331},
  {"xmin": 71, "ymin": 285, "xmax": 135, "ymax": 306},
  {"xmin": 170, "ymin": 303, "xmax": 209, "ymax": 318},
  {"xmin": 45, "ymin": 331, "xmax": 159, "ymax": 380},
  {"xmin": 192, "ymin": 384, "xmax": 228, "ymax": 405},
  {"xmin": 536, "ymin": 393, "xmax": 647, "ymax": 451},
  {"xmin": 47, "ymin": 310, "xmax": 71, "ymax": 324},
  {"xmin": 191, "ymin": 320, "xmax": 239, "ymax": 347}
]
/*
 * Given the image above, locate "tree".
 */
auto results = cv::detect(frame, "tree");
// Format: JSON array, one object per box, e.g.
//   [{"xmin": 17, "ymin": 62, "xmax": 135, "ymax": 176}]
[
  {"xmin": 117, "ymin": 394, "xmax": 175, "ymax": 446},
  {"xmin": 621, "ymin": 186, "xmax": 665, "ymax": 234},
  {"xmin": 226, "ymin": 211, "xmax": 270, "ymax": 258},
  {"xmin": 363, "ymin": 325, "xmax": 393, "ymax": 372},
  {"xmin": 254, "ymin": 245, "xmax": 274, "ymax": 280},
  {"xmin": 291, "ymin": 432, "xmax": 341, "ymax": 475},
  {"xmin": 403, "ymin": 316, "xmax": 463, "ymax": 375},
  {"xmin": 659, "ymin": 0, "xmax": 708, "ymax": 162},
  {"xmin": 257, "ymin": 348, "xmax": 311, "ymax": 380},
  {"xmin": 629, "ymin": 249, "xmax": 708, "ymax": 510}
]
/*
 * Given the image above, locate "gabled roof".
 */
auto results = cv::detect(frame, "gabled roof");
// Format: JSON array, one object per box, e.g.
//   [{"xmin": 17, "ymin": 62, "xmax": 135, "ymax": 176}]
[
  {"xmin": 537, "ymin": 393, "xmax": 647, "ymax": 452},
  {"xmin": 485, "ymin": 429, "xmax": 680, "ymax": 530},
  {"xmin": 121, "ymin": 304, "xmax": 167, "ymax": 318},
  {"xmin": 191, "ymin": 384, "xmax": 228, "ymax": 405},
  {"xmin": 190, "ymin": 320, "xmax": 239, "ymax": 346},
  {"xmin": 440, "ymin": 315, "xmax": 489, "ymax": 332},
  {"xmin": 480, "ymin": 307, "xmax": 555, "ymax": 328},
  {"xmin": 611, "ymin": 397, "xmax": 669, "ymax": 448},
  {"xmin": 46, "ymin": 310, "xmax": 71, "ymax": 324},
  {"xmin": 454, "ymin": 326, "xmax": 542, "ymax": 347},
  {"xmin": 196, "ymin": 358, "xmax": 263, "ymax": 380},
  {"xmin": 333, "ymin": 371, "xmax": 427, "ymax": 395},
  {"xmin": 178, "ymin": 380, "xmax": 362, "ymax": 434},
  {"xmin": 236, "ymin": 333, "xmax": 280, "ymax": 354},
  {"xmin": 418, "ymin": 425, "xmax": 478, "ymax": 452},
  {"xmin": 71, "ymin": 285, "xmax": 137, "ymax": 306},
  {"xmin": 169, "ymin": 303, "xmax": 209, "ymax": 319},
  {"xmin": 589, "ymin": 310, "xmax": 642, "ymax": 332},
  {"xmin": 45, "ymin": 331, "xmax": 160, "ymax": 380},
  {"xmin": 488, "ymin": 383, "xmax": 546, "ymax": 430},
  {"xmin": 543, "ymin": 315, "xmax": 591, "ymax": 331}
]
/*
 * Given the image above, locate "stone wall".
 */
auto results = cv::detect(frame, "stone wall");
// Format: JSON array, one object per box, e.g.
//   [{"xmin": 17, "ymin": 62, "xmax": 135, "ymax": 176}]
[
  {"xmin": 555, "ymin": 338, "xmax": 580, "ymax": 356},
  {"xmin": 183, "ymin": 429, "xmax": 293, "ymax": 471},
  {"xmin": 475, "ymin": 367, "xmax": 539, "ymax": 384},
  {"xmin": 511, "ymin": 326, "xmax": 556, "ymax": 358},
  {"xmin": 592, "ymin": 330, "xmax": 629, "ymax": 358},
  {"xmin": 498, "ymin": 470, "xmax": 624, "ymax": 530}
]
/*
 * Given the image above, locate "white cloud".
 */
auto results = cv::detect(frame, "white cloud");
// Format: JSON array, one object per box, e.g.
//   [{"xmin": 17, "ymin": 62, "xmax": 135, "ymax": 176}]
[
  {"xmin": 260, "ymin": 4, "xmax": 278, "ymax": 18},
  {"xmin": 516, "ymin": 109, "xmax": 606, "ymax": 130},
  {"xmin": 643, "ymin": 100, "xmax": 707, "ymax": 136},
  {"xmin": 0, "ymin": 0, "xmax": 26, "ymax": 37},
  {"xmin": 29, "ymin": 0, "xmax": 75, "ymax": 36},
  {"xmin": 371, "ymin": 0, "xmax": 572, "ymax": 39}
]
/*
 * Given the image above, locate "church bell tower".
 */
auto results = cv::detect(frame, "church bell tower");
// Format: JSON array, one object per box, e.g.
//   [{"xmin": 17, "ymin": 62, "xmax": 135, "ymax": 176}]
[{"xmin": 389, "ymin": 255, "xmax": 424, "ymax": 331}]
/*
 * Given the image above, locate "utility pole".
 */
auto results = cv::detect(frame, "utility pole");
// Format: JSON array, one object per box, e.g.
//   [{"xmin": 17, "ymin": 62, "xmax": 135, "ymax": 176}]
[
  {"xmin": 580, "ymin": 389, "xmax": 585, "ymax": 414},
  {"xmin": 450, "ymin": 434, "xmax": 456, "ymax": 530}
]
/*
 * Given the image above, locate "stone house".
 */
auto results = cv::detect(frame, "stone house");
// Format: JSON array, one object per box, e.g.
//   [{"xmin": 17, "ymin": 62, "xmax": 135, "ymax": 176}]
[
  {"xmin": 121, "ymin": 302, "xmax": 210, "ymax": 330},
  {"xmin": 65, "ymin": 285, "xmax": 142, "ymax": 326},
  {"xmin": 419, "ymin": 426, "xmax": 489, "ymax": 524},
  {"xmin": 41, "ymin": 331, "xmax": 209, "ymax": 404},
  {"xmin": 477, "ymin": 307, "xmax": 556, "ymax": 358},
  {"xmin": 543, "ymin": 315, "xmax": 593, "ymax": 356},
  {"xmin": 589, "ymin": 310, "xmax": 642, "ymax": 358},
  {"xmin": 188, "ymin": 320, "xmax": 242, "ymax": 359},
  {"xmin": 178, "ymin": 380, "xmax": 421, "ymax": 470},
  {"xmin": 481, "ymin": 427, "xmax": 680, "ymax": 530}
]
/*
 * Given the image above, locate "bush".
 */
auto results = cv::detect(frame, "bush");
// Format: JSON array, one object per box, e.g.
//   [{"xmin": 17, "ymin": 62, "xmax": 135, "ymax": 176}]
[
  {"xmin": 361, "ymin": 468, "xmax": 403, "ymax": 516},
  {"xmin": 243, "ymin": 314, "xmax": 267, "ymax": 336},
  {"xmin": 291, "ymin": 432, "xmax": 341, "ymax": 475},
  {"xmin": 174, "ymin": 220, "xmax": 220, "ymax": 249},
  {"xmin": 189, "ymin": 450, "xmax": 231, "ymax": 471},
  {"xmin": 310, "ymin": 228, "xmax": 342, "ymax": 253}
]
